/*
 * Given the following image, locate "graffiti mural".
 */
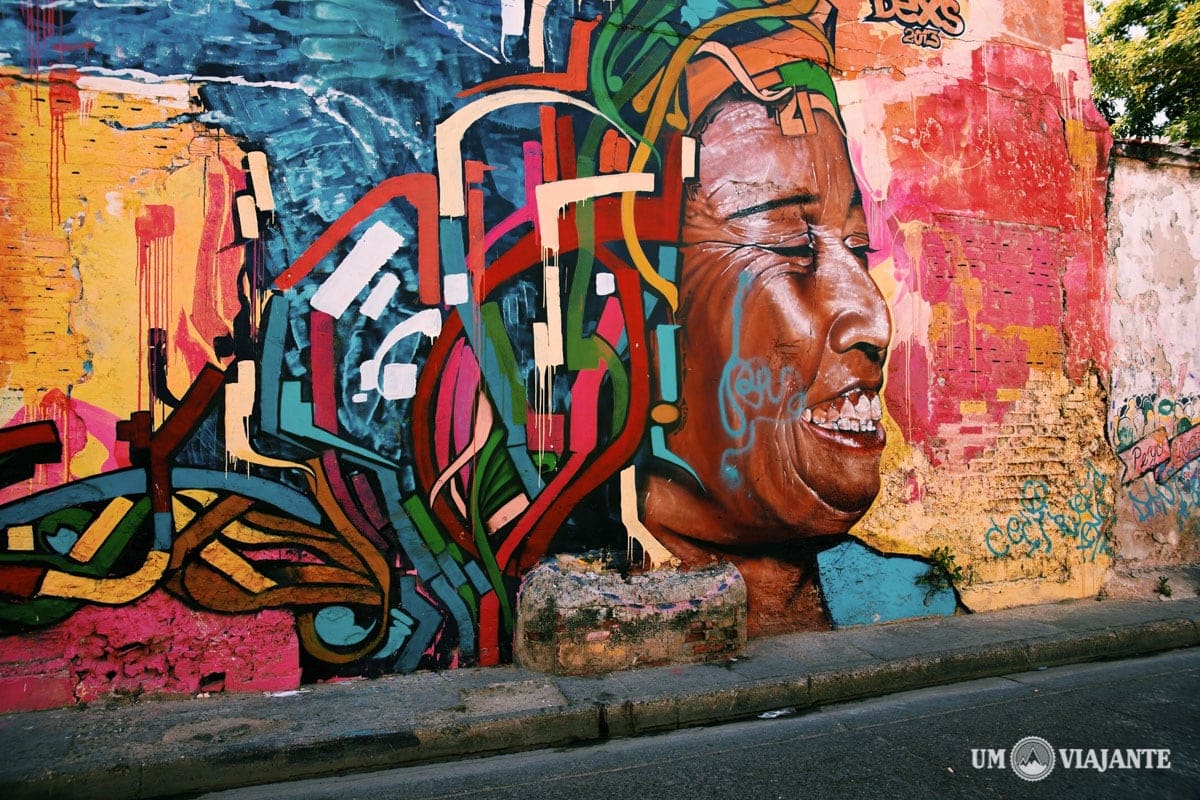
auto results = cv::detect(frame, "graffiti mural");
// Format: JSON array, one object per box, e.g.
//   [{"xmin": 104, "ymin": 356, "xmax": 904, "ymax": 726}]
[
  {"xmin": 1114, "ymin": 394, "xmax": 1200, "ymax": 527},
  {"xmin": 1, "ymin": 0, "xmax": 1116, "ymax": 706}
]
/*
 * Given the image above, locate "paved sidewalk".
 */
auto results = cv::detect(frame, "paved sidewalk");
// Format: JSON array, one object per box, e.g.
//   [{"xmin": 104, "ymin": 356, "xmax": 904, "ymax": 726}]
[{"xmin": 2, "ymin": 596, "xmax": 1198, "ymax": 800}]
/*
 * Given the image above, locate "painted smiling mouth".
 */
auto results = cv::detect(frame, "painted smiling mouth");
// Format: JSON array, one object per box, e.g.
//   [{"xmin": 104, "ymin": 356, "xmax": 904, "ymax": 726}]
[{"xmin": 801, "ymin": 389, "xmax": 883, "ymax": 433}]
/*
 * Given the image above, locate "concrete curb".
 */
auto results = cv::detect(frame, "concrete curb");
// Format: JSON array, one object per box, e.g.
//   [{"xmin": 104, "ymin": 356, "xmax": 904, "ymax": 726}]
[{"xmin": 3, "ymin": 597, "xmax": 1198, "ymax": 799}]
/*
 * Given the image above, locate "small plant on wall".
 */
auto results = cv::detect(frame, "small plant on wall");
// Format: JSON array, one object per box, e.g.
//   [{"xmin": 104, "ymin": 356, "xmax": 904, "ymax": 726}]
[{"xmin": 915, "ymin": 546, "xmax": 965, "ymax": 605}]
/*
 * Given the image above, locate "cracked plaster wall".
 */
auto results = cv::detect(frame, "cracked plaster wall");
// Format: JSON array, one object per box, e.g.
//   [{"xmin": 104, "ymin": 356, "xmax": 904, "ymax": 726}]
[{"xmin": 1106, "ymin": 145, "xmax": 1200, "ymax": 568}]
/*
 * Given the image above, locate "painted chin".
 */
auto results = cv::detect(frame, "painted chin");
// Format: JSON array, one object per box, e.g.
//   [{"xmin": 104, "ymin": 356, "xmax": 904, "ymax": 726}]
[{"xmin": 790, "ymin": 389, "xmax": 886, "ymax": 515}]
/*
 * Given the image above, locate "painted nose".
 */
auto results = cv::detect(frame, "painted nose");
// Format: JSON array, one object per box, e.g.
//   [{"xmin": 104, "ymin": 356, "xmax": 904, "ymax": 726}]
[{"xmin": 828, "ymin": 261, "xmax": 891, "ymax": 363}]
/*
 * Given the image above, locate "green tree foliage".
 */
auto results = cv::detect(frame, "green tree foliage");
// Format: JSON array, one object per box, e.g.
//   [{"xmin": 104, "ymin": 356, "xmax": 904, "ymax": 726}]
[{"xmin": 1088, "ymin": 0, "xmax": 1200, "ymax": 143}]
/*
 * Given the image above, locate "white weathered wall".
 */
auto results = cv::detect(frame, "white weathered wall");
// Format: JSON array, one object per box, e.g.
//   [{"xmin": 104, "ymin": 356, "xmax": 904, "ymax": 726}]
[{"xmin": 1107, "ymin": 142, "xmax": 1200, "ymax": 569}]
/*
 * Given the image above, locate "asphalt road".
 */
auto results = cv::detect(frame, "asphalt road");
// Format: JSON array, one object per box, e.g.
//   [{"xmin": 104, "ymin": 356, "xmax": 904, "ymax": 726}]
[{"xmin": 199, "ymin": 647, "xmax": 1200, "ymax": 800}]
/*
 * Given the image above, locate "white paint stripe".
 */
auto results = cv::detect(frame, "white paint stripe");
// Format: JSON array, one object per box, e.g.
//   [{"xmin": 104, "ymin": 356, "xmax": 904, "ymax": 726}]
[
  {"xmin": 527, "ymin": 0, "xmax": 552, "ymax": 69},
  {"xmin": 75, "ymin": 75, "xmax": 190, "ymax": 102},
  {"xmin": 236, "ymin": 194, "xmax": 260, "ymax": 240},
  {"xmin": 360, "ymin": 272, "xmax": 400, "ymax": 320},
  {"xmin": 595, "ymin": 272, "xmax": 616, "ymax": 296},
  {"xmin": 532, "ymin": 321, "xmax": 555, "ymax": 372},
  {"xmin": 543, "ymin": 263, "xmax": 564, "ymax": 367},
  {"xmin": 359, "ymin": 361, "xmax": 379, "ymax": 393},
  {"xmin": 444, "ymin": 273, "xmax": 470, "ymax": 305},
  {"xmin": 223, "ymin": 360, "xmax": 313, "ymax": 475},
  {"xmin": 246, "ymin": 151, "xmax": 276, "ymax": 212},
  {"xmin": 681, "ymin": 135, "xmax": 699, "ymax": 180},
  {"xmin": 360, "ymin": 308, "xmax": 443, "ymax": 395},
  {"xmin": 620, "ymin": 467, "xmax": 678, "ymax": 570},
  {"xmin": 310, "ymin": 221, "xmax": 404, "ymax": 319},
  {"xmin": 534, "ymin": 173, "xmax": 655, "ymax": 252},
  {"xmin": 501, "ymin": 0, "xmax": 526, "ymax": 37},
  {"xmin": 381, "ymin": 363, "xmax": 420, "ymax": 400}
]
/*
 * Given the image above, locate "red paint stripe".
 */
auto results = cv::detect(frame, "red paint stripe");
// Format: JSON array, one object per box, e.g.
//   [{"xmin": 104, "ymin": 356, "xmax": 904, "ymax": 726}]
[
  {"xmin": 274, "ymin": 174, "xmax": 439, "ymax": 305},
  {"xmin": 539, "ymin": 107, "xmax": 558, "ymax": 183},
  {"xmin": 350, "ymin": 472, "xmax": 390, "ymax": 533},
  {"xmin": 308, "ymin": 311, "xmax": 339, "ymax": 434},
  {"xmin": 556, "ymin": 115, "xmax": 576, "ymax": 180},
  {"xmin": 477, "ymin": 591, "xmax": 501, "ymax": 666},
  {"xmin": 0, "ymin": 420, "xmax": 61, "ymax": 455},
  {"xmin": 320, "ymin": 450, "xmax": 392, "ymax": 556}
]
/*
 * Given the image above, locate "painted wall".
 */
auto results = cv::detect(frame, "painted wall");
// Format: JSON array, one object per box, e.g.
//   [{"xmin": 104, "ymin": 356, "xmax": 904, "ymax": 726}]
[
  {"xmin": 0, "ymin": 0, "xmax": 1121, "ymax": 711},
  {"xmin": 1106, "ymin": 142, "xmax": 1200, "ymax": 570}
]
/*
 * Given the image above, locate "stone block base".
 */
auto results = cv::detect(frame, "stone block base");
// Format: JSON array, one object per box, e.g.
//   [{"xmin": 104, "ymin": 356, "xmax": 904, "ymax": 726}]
[{"xmin": 514, "ymin": 556, "xmax": 746, "ymax": 675}]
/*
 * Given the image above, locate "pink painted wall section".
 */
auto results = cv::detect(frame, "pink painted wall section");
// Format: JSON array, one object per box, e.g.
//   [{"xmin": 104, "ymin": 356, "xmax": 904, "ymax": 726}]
[
  {"xmin": 0, "ymin": 591, "xmax": 298, "ymax": 712},
  {"xmin": 840, "ymin": 2, "xmax": 1117, "ymax": 611}
]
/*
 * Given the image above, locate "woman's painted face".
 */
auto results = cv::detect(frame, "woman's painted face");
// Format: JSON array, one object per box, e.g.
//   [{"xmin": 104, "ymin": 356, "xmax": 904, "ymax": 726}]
[{"xmin": 666, "ymin": 98, "xmax": 891, "ymax": 544}]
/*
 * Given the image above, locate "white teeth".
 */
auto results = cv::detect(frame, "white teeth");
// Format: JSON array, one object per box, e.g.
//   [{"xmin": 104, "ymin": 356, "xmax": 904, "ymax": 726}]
[
  {"xmin": 803, "ymin": 390, "xmax": 882, "ymax": 432},
  {"xmin": 855, "ymin": 395, "xmax": 871, "ymax": 419}
]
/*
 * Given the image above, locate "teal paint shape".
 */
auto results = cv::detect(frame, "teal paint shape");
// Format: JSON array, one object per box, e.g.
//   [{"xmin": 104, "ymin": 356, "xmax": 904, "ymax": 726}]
[
  {"xmin": 430, "ymin": 574, "xmax": 475, "ymax": 659},
  {"xmin": 395, "ymin": 576, "xmax": 441, "ymax": 673},
  {"xmin": 654, "ymin": 324, "xmax": 680, "ymax": 403},
  {"xmin": 313, "ymin": 605, "xmax": 377, "ymax": 646},
  {"xmin": 373, "ymin": 607, "xmax": 416, "ymax": 660},
  {"xmin": 464, "ymin": 560, "xmax": 492, "ymax": 595},
  {"xmin": 436, "ymin": 550, "xmax": 469, "ymax": 589},
  {"xmin": 278, "ymin": 381, "xmax": 395, "ymax": 467},
  {"xmin": 172, "ymin": 468, "xmax": 322, "ymax": 525},
  {"xmin": 817, "ymin": 540, "xmax": 957, "ymax": 627},
  {"xmin": 0, "ymin": 468, "xmax": 145, "ymax": 528},
  {"xmin": 258, "ymin": 294, "xmax": 288, "ymax": 436},
  {"xmin": 377, "ymin": 479, "xmax": 439, "ymax": 578},
  {"xmin": 657, "ymin": 245, "xmax": 678, "ymax": 282},
  {"xmin": 640, "ymin": 246, "xmax": 679, "ymax": 321},
  {"xmin": 650, "ymin": 426, "xmax": 701, "ymax": 486},
  {"xmin": 153, "ymin": 511, "xmax": 173, "ymax": 550},
  {"xmin": 45, "ymin": 528, "xmax": 78, "ymax": 555},
  {"xmin": 476, "ymin": 303, "xmax": 528, "ymax": 439}
]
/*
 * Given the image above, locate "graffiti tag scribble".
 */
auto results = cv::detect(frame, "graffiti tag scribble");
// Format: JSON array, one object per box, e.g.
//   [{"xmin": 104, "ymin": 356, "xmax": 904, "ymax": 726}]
[
  {"xmin": 865, "ymin": 0, "xmax": 966, "ymax": 50},
  {"xmin": 986, "ymin": 461, "xmax": 1113, "ymax": 562},
  {"xmin": 1127, "ymin": 462, "xmax": 1200, "ymax": 525}
]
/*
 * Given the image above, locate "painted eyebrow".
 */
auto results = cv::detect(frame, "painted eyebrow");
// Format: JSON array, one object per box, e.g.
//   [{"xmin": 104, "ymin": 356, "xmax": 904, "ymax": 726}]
[{"xmin": 727, "ymin": 193, "xmax": 820, "ymax": 219}]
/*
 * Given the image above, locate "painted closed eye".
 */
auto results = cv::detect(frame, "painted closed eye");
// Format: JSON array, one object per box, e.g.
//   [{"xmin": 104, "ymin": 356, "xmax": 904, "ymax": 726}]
[
  {"xmin": 844, "ymin": 232, "xmax": 875, "ymax": 262},
  {"xmin": 762, "ymin": 231, "xmax": 815, "ymax": 266}
]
